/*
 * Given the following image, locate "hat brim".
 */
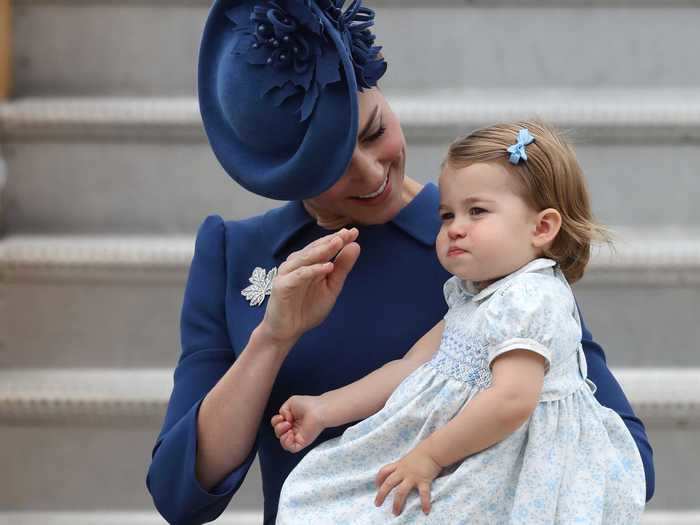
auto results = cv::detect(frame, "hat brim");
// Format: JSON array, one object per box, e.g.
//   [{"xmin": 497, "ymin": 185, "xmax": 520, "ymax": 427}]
[{"xmin": 198, "ymin": 0, "xmax": 359, "ymax": 201}]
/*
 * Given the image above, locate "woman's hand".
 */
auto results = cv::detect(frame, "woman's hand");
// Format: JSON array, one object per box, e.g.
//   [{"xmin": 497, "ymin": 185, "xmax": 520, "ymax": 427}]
[
  {"xmin": 374, "ymin": 446, "xmax": 442, "ymax": 516},
  {"xmin": 271, "ymin": 395, "xmax": 328, "ymax": 453},
  {"xmin": 260, "ymin": 228, "xmax": 360, "ymax": 347}
]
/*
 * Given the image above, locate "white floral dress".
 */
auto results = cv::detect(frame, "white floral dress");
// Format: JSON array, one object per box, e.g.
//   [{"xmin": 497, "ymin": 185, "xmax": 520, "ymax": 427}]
[{"xmin": 276, "ymin": 258, "xmax": 646, "ymax": 524}]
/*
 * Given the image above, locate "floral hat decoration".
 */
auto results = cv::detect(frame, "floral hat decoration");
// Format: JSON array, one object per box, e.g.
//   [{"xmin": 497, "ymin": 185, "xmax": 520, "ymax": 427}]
[{"xmin": 198, "ymin": 0, "xmax": 387, "ymax": 200}]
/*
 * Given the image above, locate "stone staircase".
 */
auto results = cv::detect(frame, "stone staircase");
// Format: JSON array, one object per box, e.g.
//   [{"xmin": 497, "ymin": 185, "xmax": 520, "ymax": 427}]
[{"xmin": 1, "ymin": 0, "xmax": 699, "ymax": 523}]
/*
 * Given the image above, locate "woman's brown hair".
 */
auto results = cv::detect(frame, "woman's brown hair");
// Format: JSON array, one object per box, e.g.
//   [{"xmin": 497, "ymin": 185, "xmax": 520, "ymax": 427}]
[{"xmin": 444, "ymin": 120, "xmax": 610, "ymax": 283}]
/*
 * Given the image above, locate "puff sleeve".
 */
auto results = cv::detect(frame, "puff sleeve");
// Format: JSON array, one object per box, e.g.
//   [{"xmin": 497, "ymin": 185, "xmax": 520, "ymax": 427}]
[
  {"xmin": 146, "ymin": 215, "xmax": 258, "ymax": 525},
  {"xmin": 481, "ymin": 273, "xmax": 574, "ymax": 373}
]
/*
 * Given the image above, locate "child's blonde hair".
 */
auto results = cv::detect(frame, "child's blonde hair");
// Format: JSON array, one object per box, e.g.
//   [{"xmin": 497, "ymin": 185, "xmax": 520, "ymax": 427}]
[{"xmin": 444, "ymin": 120, "xmax": 609, "ymax": 284}]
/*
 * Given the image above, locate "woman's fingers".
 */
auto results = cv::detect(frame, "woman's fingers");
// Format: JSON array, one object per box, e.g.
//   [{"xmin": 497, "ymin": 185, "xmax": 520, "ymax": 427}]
[
  {"xmin": 280, "ymin": 262, "xmax": 334, "ymax": 291},
  {"xmin": 287, "ymin": 228, "xmax": 355, "ymax": 259},
  {"xmin": 279, "ymin": 228, "xmax": 358, "ymax": 276},
  {"xmin": 281, "ymin": 236, "xmax": 341, "ymax": 275},
  {"xmin": 325, "ymin": 241, "xmax": 360, "ymax": 293}
]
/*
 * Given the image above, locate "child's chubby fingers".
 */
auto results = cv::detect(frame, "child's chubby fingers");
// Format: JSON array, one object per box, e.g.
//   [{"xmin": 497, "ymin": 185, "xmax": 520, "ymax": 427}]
[
  {"xmin": 374, "ymin": 470, "xmax": 400, "ymax": 507},
  {"xmin": 281, "ymin": 430, "xmax": 304, "ymax": 453},
  {"xmin": 280, "ymin": 404, "xmax": 293, "ymax": 422},
  {"xmin": 391, "ymin": 481, "xmax": 413, "ymax": 516},
  {"xmin": 418, "ymin": 483, "xmax": 432, "ymax": 515},
  {"xmin": 271, "ymin": 413, "xmax": 286, "ymax": 427},
  {"xmin": 272, "ymin": 418, "xmax": 291, "ymax": 439},
  {"xmin": 374, "ymin": 462, "xmax": 397, "ymax": 488},
  {"xmin": 280, "ymin": 430, "xmax": 295, "ymax": 452}
]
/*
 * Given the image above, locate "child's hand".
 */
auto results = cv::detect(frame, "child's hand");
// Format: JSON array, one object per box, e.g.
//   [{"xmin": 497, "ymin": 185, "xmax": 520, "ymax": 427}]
[
  {"xmin": 374, "ymin": 447, "xmax": 442, "ymax": 516},
  {"xmin": 271, "ymin": 395, "xmax": 327, "ymax": 453}
]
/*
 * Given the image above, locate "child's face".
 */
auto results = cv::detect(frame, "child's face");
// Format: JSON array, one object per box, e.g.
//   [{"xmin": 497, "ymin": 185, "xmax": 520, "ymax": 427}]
[{"xmin": 436, "ymin": 162, "xmax": 541, "ymax": 285}]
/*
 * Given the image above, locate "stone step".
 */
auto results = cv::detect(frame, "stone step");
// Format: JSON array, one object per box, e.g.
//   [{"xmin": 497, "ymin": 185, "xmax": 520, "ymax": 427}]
[
  {"xmin": 10, "ymin": 0, "xmax": 700, "ymax": 96},
  {"xmin": 0, "ymin": 368, "xmax": 259, "ymax": 512},
  {"xmin": 1, "ymin": 230, "xmax": 699, "ymax": 369},
  {"xmin": 0, "ymin": 367, "xmax": 697, "ymax": 511},
  {"xmin": 2, "ymin": 91, "xmax": 700, "ymax": 234},
  {"xmin": 1, "ymin": 511, "xmax": 698, "ymax": 525}
]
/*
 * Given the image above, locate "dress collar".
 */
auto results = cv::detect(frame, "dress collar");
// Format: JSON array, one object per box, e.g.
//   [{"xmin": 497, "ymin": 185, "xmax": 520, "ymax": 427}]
[
  {"xmin": 390, "ymin": 182, "xmax": 441, "ymax": 247},
  {"xmin": 267, "ymin": 200, "xmax": 316, "ymax": 256},
  {"xmin": 268, "ymin": 182, "xmax": 441, "ymax": 256},
  {"xmin": 461, "ymin": 258, "xmax": 557, "ymax": 303}
]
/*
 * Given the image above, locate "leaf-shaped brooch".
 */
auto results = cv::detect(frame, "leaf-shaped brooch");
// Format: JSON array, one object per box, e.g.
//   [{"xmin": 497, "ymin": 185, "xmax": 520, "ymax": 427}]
[{"xmin": 241, "ymin": 266, "xmax": 278, "ymax": 307}]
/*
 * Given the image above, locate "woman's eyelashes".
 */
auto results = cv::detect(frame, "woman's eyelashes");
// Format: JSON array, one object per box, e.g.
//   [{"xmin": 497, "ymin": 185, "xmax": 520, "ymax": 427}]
[{"xmin": 364, "ymin": 122, "xmax": 386, "ymax": 143}]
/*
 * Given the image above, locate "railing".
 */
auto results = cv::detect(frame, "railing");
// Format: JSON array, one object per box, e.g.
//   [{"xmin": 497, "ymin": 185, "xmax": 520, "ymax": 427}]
[{"xmin": 0, "ymin": 0, "xmax": 11, "ymax": 99}]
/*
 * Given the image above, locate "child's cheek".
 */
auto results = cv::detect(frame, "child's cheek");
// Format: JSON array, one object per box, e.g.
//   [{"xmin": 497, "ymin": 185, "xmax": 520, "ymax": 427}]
[{"xmin": 435, "ymin": 232, "xmax": 448, "ymax": 264}]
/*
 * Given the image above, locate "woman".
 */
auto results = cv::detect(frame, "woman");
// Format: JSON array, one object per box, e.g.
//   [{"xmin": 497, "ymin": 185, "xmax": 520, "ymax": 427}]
[{"xmin": 146, "ymin": 1, "xmax": 654, "ymax": 524}]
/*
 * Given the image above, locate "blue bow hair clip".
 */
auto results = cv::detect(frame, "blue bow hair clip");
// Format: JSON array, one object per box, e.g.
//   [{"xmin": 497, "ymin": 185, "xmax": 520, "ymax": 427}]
[{"xmin": 507, "ymin": 128, "xmax": 535, "ymax": 165}]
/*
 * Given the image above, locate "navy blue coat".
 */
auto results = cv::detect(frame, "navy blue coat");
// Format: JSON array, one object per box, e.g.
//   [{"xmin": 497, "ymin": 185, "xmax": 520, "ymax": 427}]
[{"xmin": 146, "ymin": 184, "xmax": 654, "ymax": 525}]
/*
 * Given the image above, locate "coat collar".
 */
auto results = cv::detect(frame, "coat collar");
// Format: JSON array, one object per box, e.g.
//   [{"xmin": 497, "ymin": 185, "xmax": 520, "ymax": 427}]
[
  {"xmin": 267, "ymin": 183, "xmax": 441, "ymax": 257},
  {"xmin": 461, "ymin": 258, "xmax": 557, "ymax": 303}
]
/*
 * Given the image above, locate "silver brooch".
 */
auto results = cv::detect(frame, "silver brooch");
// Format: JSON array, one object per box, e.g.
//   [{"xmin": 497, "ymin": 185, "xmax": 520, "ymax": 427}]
[{"xmin": 241, "ymin": 267, "xmax": 277, "ymax": 307}]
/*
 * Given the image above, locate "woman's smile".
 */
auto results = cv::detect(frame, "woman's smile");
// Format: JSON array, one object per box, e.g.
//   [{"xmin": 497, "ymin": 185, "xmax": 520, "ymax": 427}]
[
  {"xmin": 349, "ymin": 168, "xmax": 393, "ymax": 206},
  {"xmin": 353, "ymin": 173, "xmax": 389, "ymax": 200}
]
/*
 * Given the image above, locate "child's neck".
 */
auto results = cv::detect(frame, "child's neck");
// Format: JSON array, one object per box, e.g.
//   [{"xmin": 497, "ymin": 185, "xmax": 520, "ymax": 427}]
[
  {"xmin": 471, "ymin": 277, "xmax": 500, "ymax": 292},
  {"xmin": 470, "ymin": 256, "xmax": 545, "ymax": 291}
]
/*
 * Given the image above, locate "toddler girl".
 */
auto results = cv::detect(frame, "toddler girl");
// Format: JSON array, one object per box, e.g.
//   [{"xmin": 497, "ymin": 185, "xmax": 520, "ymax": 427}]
[{"xmin": 272, "ymin": 121, "xmax": 646, "ymax": 524}]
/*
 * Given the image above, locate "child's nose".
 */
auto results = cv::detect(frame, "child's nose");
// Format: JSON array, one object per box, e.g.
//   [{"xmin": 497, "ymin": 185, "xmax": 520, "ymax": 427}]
[{"xmin": 447, "ymin": 221, "xmax": 467, "ymax": 239}]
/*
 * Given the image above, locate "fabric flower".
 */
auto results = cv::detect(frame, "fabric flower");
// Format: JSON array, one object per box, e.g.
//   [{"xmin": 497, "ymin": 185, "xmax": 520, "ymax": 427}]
[{"xmin": 226, "ymin": 0, "xmax": 386, "ymax": 121}]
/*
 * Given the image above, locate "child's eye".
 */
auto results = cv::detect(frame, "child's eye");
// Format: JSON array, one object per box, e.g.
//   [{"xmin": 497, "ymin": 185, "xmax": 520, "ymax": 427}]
[
  {"xmin": 439, "ymin": 212, "xmax": 453, "ymax": 221},
  {"xmin": 470, "ymin": 207, "xmax": 487, "ymax": 216}
]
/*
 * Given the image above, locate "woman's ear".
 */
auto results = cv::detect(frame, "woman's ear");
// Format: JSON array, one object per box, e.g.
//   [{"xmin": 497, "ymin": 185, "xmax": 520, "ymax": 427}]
[{"xmin": 531, "ymin": 208, "xmax": 562, "ymax": 249}]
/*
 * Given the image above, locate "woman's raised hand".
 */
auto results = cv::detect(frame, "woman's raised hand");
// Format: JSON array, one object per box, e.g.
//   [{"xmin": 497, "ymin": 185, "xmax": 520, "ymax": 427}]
[
  {"xmin": 260, "ymin": 228, "xmax": 360, "ymax": 346},
  {"xmin": 271, "ymin": 395, "xmax": 328, "ymax": 453}
]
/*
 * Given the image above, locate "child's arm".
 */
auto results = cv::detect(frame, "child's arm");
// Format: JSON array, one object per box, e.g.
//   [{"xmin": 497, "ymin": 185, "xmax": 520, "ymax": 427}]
[
  {"xmin": 416, "ymin": 349, "xmax": 545, "ymax": 467},
  {"xmin": 319, "ymin": 320, "xmax": 445, "ymax": 428},
  {"xmin": 273, "ymin": 320, "xmax": 445, "ymax": 452},
  {"xmin": 373, "ymin": 349, "xmax": 546, "ymax": 516}
]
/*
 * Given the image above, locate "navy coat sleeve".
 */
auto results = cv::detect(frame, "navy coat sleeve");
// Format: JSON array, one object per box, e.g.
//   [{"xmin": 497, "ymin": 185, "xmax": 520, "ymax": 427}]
[
  {"xmin": 578, "ymin": 307, "xmax": 655, "ymax": 502},
  {"xmin": 146, "ymin": 215, "xmax": 258, "ymax": 525}
]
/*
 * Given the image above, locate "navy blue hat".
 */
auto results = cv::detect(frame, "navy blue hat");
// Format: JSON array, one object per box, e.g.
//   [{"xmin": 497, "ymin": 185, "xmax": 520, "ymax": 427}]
[{"xmin": 198, "ymin": 0, "xmax": 387, "ymax": 200}]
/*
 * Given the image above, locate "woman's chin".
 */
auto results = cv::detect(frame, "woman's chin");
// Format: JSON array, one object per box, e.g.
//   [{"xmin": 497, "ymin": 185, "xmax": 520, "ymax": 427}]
[
  {"xmin": 347, "ymin": 181, "xmax": 406, "ymax": 224},
  {"xmin": 353, "ymin": 195, "xmax": 405, "ymax": 225}
]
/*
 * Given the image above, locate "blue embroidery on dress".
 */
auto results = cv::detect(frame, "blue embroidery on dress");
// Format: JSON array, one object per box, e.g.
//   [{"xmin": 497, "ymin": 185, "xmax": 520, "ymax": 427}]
[{"xmin": 427, "ymin": 326, "xmax": 492, "ymax": 389}]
